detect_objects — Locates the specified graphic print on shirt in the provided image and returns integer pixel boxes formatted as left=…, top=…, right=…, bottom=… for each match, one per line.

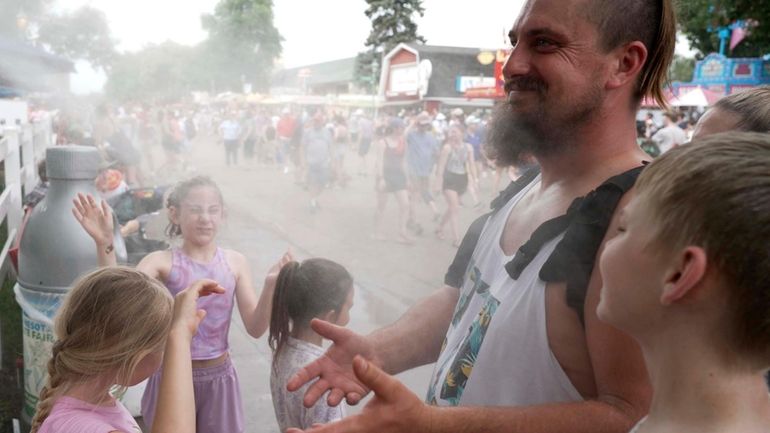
left=452, top=265, right=489, bottom=327
left=426, top=262, right=499, bottom=406
left=427, top=262, right=494, bottom=405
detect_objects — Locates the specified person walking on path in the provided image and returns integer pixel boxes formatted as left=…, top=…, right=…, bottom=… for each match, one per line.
left=435, top=124, right=477, bottom=247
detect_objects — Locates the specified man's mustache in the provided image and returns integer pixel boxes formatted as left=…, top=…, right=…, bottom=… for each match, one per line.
left=504, top=76, right=547, bottom=94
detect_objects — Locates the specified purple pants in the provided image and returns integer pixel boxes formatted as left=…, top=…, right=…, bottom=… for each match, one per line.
left=141, top=356, right=244, bottom=433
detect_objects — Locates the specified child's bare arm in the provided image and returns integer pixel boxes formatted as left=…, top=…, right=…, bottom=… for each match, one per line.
left=232, top=250, right=293, bottom=339
left=136, top=250, right=171, bottom=282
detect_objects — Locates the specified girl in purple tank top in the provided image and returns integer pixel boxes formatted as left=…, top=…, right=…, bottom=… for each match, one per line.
left=74, top=176, right=292, bottom=433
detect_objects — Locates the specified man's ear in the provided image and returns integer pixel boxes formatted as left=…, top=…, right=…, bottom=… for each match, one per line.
left=606, top=41, right=648, bottom=90
left=660, top=246, right=708, bottom=305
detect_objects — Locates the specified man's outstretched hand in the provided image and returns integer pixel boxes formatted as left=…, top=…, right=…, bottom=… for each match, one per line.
left=287, top=319, right=380, bottom=407
left=286, top=356, right=434, bottom=433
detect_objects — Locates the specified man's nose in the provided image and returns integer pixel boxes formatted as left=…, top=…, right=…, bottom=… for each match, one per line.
left=502, top=44, right=531, bottom=80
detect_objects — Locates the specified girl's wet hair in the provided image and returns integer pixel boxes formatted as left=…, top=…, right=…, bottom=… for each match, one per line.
left=165, top=175, right=224, bottom=238
left=268, top=258, right=353, bottom=368
left=30, top=267, right=173, bottom=433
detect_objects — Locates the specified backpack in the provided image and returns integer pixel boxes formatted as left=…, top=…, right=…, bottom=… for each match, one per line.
left=445, top=164, right=644, bottom=325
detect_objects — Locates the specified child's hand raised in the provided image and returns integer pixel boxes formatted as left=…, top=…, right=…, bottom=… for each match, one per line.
left=265, top=249, right=295, bottom=290
left=72, top=193, right=114, bottom=247
left=172, top=279, right=226, bottom=341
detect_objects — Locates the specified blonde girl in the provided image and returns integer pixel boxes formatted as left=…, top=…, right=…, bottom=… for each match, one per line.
left=30, top=267, right=224, bottom=433
left=73, top=176, right=287, bottom=433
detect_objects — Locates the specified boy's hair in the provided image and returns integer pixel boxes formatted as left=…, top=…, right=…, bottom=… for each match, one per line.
left=165, top=176, right=224, bottom=238
left=268, top=258, right=352, bottom=369
left=713, top=86, right=770, bottom=133
left=30, top=267, right=173, bottom=433
left=635, top=131, right=770, bottom=365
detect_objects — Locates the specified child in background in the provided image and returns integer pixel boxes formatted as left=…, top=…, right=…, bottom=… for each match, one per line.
left=30, top=267, right=224, bottom=433
left=269, top=258, right=355, bottom=431
left=597, top=132, right=770, bottom=433
left=73, top=176, right=287, bottom=433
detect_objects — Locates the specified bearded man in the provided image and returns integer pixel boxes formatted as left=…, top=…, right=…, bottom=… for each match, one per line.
left=286, top=0, right=676, bottom=432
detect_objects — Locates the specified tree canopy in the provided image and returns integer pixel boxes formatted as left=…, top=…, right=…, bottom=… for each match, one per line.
left=200, top=0, right=283, bottom=92
left=677, top=0, right=770, bottom=58
left=355, top=0, right=426, bottom=92
left=1, top=0, right=116, bottom=70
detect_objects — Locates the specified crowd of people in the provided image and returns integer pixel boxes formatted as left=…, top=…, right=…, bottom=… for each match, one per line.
left=25, top=0, right=770, bottom=432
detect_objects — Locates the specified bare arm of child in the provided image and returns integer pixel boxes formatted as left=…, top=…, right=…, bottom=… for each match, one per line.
left=152, top=279, right=226, bottom=433
left=230, top=249, right=293, bottom=339
left=73, top=193, right=170, bottom=281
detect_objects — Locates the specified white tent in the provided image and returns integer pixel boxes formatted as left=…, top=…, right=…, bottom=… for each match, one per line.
left=669, top=88, right=723, bottom=107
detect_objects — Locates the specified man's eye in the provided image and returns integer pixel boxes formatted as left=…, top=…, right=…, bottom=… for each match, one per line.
left=535, top=38, right=555, bottom=48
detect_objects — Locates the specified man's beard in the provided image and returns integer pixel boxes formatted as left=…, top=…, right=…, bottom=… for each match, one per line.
left=486, top=76, right=604, bottom=167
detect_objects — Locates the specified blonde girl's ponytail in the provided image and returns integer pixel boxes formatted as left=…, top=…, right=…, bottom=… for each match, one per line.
left=29, top=341, right=68, bottom=433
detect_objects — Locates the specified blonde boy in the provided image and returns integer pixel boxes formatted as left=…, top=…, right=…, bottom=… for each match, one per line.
left=598, top=131, right=770, bottom=433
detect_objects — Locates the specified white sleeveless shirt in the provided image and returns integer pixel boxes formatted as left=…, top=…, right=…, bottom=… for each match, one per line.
left=426, top=175, right=583, bottom=406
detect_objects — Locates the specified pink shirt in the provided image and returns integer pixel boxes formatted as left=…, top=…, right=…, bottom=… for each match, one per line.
left=38, top=396, right=141, bottom=433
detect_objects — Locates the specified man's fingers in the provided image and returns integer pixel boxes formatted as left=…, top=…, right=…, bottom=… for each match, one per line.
left=286, top=416, right=355, bottom=433
left=352, top=356, right=401, bottom=402
left=71, top=208, right=83, bottom=223
left=309, top=319, right=348, bottom=343
left=302, top=377, right=332, bottom=408
left=326, top=388, right=345, bottom=407
left=344, top=391, right=363, bottom=406
left=287, top=363, right=322, bottom=392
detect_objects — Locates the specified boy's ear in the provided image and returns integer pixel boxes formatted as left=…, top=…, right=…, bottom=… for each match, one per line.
left=321, top=310, right=337, bottom=324
left=660, top=246, right=708, bottom=305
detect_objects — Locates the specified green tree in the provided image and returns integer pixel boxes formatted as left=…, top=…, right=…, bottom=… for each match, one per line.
left=669, top=54, right=696, bottom=82
left=105, top=42, right=199, bottom=102
left=355, top=0, right=426, bottom=92
left=200, top=0, right=282, bottom=92
left=37, top=6, right=116, bottom=70
left=677, top=0, right=770, bottom=57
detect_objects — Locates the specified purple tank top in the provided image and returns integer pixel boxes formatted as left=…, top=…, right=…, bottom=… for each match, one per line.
left=165, top=248, right=237, bottom=360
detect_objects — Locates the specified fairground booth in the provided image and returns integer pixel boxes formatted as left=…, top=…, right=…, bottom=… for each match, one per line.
left=378, top=43, right=506, bottom=112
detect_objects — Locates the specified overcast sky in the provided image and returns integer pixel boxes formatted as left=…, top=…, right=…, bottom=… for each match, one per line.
left=57, top=0, right=693, bottom=94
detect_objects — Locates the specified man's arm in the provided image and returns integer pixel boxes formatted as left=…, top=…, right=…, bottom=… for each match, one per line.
left=369, top=285, right=458, bottom=375
left=290, top=193, right=651, bottom=433
left=288, top=285, right=459, bottom=407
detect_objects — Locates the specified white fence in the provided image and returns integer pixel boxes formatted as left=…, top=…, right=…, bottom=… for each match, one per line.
left=0, top=119, right=53, bottom=368
left=0, top=119, right=53, bottom=282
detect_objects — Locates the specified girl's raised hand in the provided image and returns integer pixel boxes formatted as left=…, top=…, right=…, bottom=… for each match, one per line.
left=265, top=249, right=295, bottom=290
left=71, top=193, right=114, bottom=247
left=172, top=279, right=226, bottom=341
